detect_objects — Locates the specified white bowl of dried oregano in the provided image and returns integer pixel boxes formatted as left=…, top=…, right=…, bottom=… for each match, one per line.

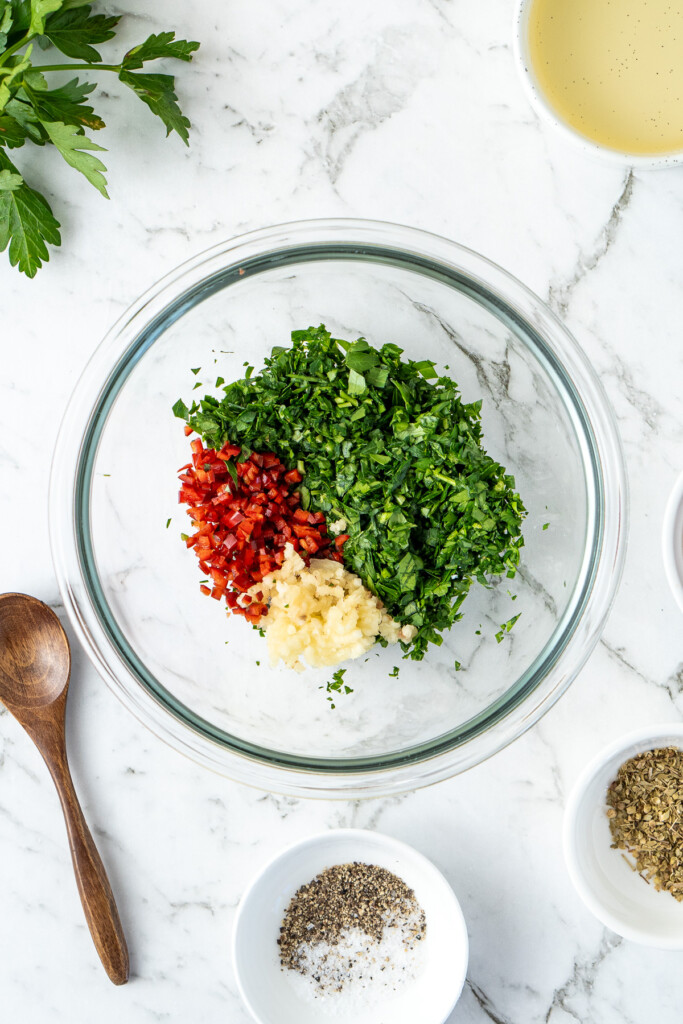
left=232, top=828, right=469, bottom=1024
left=564, top=724, right=683, bottom=948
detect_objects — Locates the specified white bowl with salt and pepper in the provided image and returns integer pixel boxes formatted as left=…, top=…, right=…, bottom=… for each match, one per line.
left=232, top=829, right=469, bottom=1024
left=564, top=724, right=683, bottom=949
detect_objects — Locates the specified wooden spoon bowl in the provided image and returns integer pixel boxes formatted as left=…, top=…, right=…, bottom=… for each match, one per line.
left=0, top=593, right=70, bottom=708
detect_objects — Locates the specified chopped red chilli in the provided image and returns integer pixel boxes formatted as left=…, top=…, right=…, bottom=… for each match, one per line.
left=177, top=434, right=346, bottom=621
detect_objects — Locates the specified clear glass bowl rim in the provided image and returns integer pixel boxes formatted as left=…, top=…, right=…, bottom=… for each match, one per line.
left=49, top=218, right=628, bottom=798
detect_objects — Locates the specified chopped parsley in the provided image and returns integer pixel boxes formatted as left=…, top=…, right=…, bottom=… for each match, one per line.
left=495, top=613, right=521, bottom=644
left=321, top=668, right=353, bottom=708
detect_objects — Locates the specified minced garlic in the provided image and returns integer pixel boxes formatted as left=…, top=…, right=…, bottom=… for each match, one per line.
left=327, top=518, right=348, bottom=536
left=249, top=543, right=416, bottom=671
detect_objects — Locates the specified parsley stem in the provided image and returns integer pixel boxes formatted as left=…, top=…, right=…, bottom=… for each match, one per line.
left=433, top=470, right=460, bottom=487
left=0, top=33, right=34, bottom=66
left=36, top=63, right=122, bottom=73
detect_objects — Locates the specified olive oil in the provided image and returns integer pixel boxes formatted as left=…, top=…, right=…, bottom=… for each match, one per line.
left=527, top=0, right=683, bottom=155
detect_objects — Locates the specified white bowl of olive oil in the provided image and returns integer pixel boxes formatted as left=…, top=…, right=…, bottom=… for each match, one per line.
left=514, top=0, right=683, bottom=168
left=564, top=724, right=683, bottom=949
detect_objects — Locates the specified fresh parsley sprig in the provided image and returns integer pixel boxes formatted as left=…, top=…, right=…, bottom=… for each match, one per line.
left=0, top=1, right=199, bottom=276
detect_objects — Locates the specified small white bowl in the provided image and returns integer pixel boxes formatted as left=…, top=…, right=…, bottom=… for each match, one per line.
left=232, top=829, right=469, bottom=1024
left=513, top=0, right=683, bottom=169
left=662, top=470, right=683, bottom=616
left=564, top=725, right=683, bottom=948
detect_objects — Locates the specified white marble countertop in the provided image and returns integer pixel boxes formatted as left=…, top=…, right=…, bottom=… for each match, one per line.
left=2, top=0, right=683, bottom=1021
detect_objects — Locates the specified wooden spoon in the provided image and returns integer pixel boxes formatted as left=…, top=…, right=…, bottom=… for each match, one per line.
left=0, top=593, right=129, bottom=985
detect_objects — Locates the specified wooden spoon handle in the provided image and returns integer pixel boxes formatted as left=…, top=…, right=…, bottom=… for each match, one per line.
left=48, top=757, right=129, bottom=985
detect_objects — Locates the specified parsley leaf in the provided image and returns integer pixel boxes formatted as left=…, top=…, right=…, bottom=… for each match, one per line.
left=0, top=148, right=60, bottom=275
left=42, top=5, right=119, bottom=63
left=347, top=367, right=366, bottom=395
left=495, top=613, right=521, bottom=643
left=0, top=50, right=32, bottom=112
left=414, top=359, right=438, bottom=379
left=4, top=96, right=44, bottom=143
left=122, top=31, right=200, bottom=71
left=41, top=119, right=108, bottom=195
left=322, top=668, right=353, bottom=705
left=118, top=70, right=191, bottom=144
left=23, top=77, right=104, bottom=130
left=0, top=166, right=22, bottom=189
left=344, top=338, right=379, bottom=373
left=28, top=0, right=63, bottom=37
left=0, top=5, right=12, bottom=51
left=0, top=111, right=28, bottom=147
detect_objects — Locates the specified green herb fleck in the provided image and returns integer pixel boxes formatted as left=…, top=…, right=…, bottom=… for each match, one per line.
left=495, top=613, right=521, bottom=643
left=323, top=668, right=353, bottom=703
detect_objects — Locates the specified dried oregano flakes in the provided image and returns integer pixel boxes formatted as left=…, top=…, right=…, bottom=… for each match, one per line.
left=606, top=746, right=683, bottom=901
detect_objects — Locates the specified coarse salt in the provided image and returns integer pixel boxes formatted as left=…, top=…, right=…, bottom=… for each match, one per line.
left=284, top=911, right=427, bottom=1016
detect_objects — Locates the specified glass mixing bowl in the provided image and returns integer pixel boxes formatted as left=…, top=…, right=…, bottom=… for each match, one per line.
left=50, top=220, right=627, bottom=797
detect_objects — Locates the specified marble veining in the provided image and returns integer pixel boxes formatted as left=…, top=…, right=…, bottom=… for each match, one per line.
left=2, top=0, right=683, bottom=1021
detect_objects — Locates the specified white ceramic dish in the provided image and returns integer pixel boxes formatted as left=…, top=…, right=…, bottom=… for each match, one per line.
left=564, top=724, right=683, bottom=949
left=513, top=0, right=683, bottom=169
left=232, top=829, right=469, bottom=1024
left=662, top=470, right=683, bottom=616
